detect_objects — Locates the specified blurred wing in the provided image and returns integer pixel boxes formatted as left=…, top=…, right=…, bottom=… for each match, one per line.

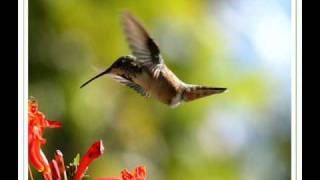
left=122, top=12, right=164, bottom=78
left=110, top=74, right=149, bottom=97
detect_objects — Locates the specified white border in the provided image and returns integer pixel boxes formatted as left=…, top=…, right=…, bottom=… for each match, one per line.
left=18, top=0, right=28, bottom=179
left=18, top=0, right=23, bottom=178
left=296, top=0, right=302, bottom=179
left=24, top=0, right=29, bottom=177
left=291, top=0, right=297, bottom=178
left=291, top=0, right=302, bottom=179
left=292, top=0, right=302, bottom=179
left=18, top=0, right=302, bottom=179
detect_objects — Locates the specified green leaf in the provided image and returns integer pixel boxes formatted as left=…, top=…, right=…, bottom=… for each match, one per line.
left=73, top=153, right=80, bottom=166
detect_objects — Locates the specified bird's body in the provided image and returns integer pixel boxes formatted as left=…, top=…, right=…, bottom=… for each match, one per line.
left=108, top=55, right=186, bottom=107
left=81, top=12, right=227, bottom=107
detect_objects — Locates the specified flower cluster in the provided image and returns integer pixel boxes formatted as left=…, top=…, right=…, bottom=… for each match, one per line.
left=28, top=99, right=62, bottom=179
left=28, top=98, right=147, bottom=180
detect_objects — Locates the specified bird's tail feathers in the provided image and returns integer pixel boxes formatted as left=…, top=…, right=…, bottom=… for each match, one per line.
left=182, top=85, right=227, bottom=102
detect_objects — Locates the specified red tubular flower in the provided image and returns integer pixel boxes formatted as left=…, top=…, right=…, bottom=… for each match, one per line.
left=50, top=160, right=61, bottom=180
left=95, top=166, right=147, bottom=180
left=28, top=127, right=47, bottom=172
left=73, top=140, right=105, bottom=180
left=55, top=150, right=67, bottom=179
left=28, top=99, right=62, bottom=180
left=49, top=150, right=68, bottom=180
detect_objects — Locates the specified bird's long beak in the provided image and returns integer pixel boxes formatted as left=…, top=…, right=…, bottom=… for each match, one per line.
left=80, top=67, right=112, bottom=88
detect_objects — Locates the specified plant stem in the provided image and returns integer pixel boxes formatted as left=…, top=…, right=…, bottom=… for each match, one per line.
left=28, top=165, right=34, bottom=180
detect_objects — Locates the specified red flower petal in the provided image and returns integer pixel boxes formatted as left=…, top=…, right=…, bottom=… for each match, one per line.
left=29, top=139, right=45, bottom=172
left=135, top=166, right=147, bottom=178
left=96, top=166, right=147, bottom=180
left=50, top=160, right=61, bottom=180
left=73, top=140, right=105, bottom=180
left=43, top=173, right=53, bottom=180
left=121, top=169, right=135, bottom=180
left=46, top=120, right=62, bottom=128
left=40, top=150, right=52, bottom=180
left=121, top=166, right=147, bottom=180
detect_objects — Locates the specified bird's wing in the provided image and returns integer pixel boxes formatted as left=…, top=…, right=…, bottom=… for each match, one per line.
left=122, top=12, right=164, bottom=78
left=110, top=74, right=149, bottom=97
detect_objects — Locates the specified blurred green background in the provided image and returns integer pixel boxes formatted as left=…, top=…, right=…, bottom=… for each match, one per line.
left=29, top=0, right=291, bottom=179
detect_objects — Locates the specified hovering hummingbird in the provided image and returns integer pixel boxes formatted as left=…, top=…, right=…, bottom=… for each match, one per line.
left=81, top=12, right=227, bottom=107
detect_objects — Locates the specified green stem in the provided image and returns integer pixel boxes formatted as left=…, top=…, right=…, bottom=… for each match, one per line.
left=28, top=165, right=34, bottom=180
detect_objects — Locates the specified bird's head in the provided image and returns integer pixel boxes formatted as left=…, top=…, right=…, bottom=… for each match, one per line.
left=80, top=55, right=135, bottom=88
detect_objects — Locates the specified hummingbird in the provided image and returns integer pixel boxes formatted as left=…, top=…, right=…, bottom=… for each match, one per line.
left=80, top=12, right=227, bottom=108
